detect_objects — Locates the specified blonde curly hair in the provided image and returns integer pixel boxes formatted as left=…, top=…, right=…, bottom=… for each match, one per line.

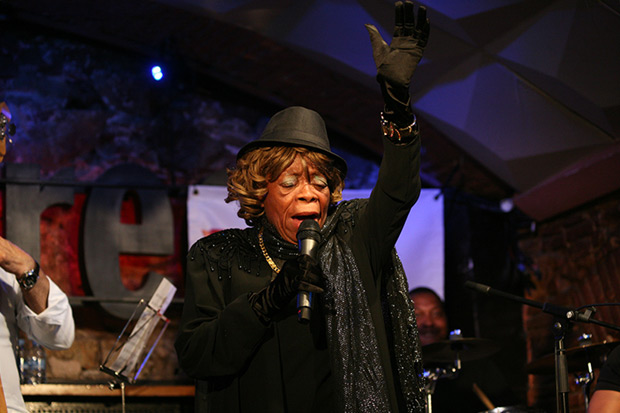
left=226, top=146, right=345, bottom=226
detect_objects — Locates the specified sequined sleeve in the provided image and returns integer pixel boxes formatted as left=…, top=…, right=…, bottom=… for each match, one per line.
left=174, top=229, right=270, bottom=379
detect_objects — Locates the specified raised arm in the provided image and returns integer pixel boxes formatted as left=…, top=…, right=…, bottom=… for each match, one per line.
left=361, top=1, right=429, bottom=264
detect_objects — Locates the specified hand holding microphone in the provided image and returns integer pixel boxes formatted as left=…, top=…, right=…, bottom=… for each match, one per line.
left=296, top=219, right=323, bottom=323
left=248, top=220, right=323, bottom=325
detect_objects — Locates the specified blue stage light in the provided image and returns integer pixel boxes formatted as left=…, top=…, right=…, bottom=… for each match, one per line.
left=151, top=65, right=164, bottom=81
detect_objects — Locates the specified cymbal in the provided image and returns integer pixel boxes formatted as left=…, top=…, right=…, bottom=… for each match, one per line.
left=526, top=341, right=620, bottom=375
left=422, top=338, right=501, bottom=364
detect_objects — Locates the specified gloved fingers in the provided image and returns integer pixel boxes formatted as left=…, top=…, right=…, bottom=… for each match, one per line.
left=365, top=24, right=389, bottom=66
left=276, top=260, right=301, bottom=297
left=297, top=255, right=326, bottom=292
left=298, top=265, right=324, bottom=286
left=298, top=281, right=324, bottom=294
left=297, top=253, right=318, bottom=269
left=402, top=1, right=415, bottom=37
left=415, top=6, right=430, bottom=47
left=393, top=1, right=405, bottom=37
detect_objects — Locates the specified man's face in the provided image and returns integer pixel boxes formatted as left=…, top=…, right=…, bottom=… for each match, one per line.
left=263, top=155, right=331, bottom=244
left=412, top=291, right=448, bottom=347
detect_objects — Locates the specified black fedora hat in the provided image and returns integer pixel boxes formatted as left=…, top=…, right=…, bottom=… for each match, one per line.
left=237, top=106, right=347, bottom=176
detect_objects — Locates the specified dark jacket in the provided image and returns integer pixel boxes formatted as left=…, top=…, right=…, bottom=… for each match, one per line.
left=175, top=135, right=422, bottom=412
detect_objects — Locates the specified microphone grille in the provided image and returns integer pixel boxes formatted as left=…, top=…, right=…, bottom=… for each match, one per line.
left=297, top=219, right=321, bottom=243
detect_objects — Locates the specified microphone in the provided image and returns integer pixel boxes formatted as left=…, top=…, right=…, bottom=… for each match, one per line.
left=296, top=219, right=321, bottom=324
left=464, top=280, right=491, bottom=295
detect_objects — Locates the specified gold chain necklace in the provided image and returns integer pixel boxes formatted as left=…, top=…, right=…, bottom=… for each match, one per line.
left=258, top=227, right=281, bottom=274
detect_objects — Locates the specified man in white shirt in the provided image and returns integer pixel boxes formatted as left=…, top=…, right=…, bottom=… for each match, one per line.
left=0, top=235, right=74, bottom=412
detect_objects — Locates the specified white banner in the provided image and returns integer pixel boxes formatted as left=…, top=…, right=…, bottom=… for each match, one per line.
left=187, top=186, right=444, bottom=298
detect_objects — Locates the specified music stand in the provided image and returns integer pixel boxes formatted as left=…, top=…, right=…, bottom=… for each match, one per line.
left=100, top=278, right=176, bottom=412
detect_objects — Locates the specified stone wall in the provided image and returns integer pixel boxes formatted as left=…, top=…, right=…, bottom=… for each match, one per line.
left=1, top=23, right=381, bottom=385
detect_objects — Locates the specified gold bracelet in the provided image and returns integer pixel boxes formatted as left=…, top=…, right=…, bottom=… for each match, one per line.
left=380, top=112, right=417, bottom=142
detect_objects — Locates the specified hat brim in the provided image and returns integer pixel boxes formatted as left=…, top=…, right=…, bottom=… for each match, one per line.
left=237, top=137, right=348, bottom=177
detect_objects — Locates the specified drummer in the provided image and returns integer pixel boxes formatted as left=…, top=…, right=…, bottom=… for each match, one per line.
left=410, top=287, right=520, bottom=412
left=411, top=287, right=449, bottom=347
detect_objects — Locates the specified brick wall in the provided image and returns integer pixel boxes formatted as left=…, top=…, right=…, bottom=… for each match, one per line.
left=519, top=190, right=620, bottom=413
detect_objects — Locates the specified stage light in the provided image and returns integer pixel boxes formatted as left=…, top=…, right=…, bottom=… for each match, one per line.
left=500, top=198, right=514, bottom=213
left=151, top=65, right=164, bottom=81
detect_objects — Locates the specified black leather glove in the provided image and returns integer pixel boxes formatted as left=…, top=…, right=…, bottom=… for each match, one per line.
left=249, top=255, right=324, bottom=325
left=366, top=1, right=430, bottom=127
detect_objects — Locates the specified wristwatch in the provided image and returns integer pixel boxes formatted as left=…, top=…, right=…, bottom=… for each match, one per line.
left=18, top=261, right=40, bottom=290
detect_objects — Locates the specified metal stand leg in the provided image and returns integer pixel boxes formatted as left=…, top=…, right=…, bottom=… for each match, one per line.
left=553, top=319, right=570, bottom=413
left=121, top=381, right=126, bottom=413
left=423, top=363, right=460, bottom=413
left=425, top=389, right=433, bottom=413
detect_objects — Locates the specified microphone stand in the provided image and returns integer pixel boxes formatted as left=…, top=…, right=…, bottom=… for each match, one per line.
left=465, top=281, right=620, bottom=413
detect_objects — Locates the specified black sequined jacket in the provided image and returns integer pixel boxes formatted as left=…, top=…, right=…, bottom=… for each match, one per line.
left=175, top=134, right=423, bottom=413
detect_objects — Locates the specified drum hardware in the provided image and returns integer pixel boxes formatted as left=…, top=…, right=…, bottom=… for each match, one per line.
left=573, top=370, right=594, bottom=411
left=526, top=334, right=620, bottom=412
left=422, top=331, right=501, bottom=365
left=466, top=280, right=620, bottom=413
left=572, top=333, right=596, bottom=412
left=525, top=336, right=619, bottom=375
left=422, top=330, right=501, bottom=413
left=422, top=361, right=460, bottom=413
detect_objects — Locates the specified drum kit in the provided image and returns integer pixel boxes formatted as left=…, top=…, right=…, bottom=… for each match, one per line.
left=422, top=330, right=502, bottom=413
left=422, top=278, right=620, bottom=413
left=422, top=331, right=619, bottom=413
left=461, top=280, right=620, bottom=413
